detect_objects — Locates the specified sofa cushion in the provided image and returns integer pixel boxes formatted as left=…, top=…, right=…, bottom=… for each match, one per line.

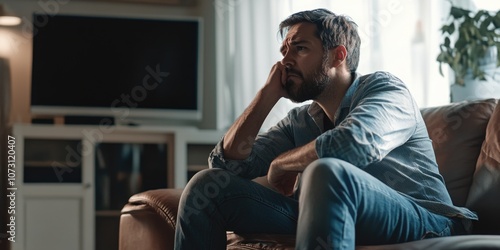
left=356, top=235, right=500, bottom=250
left=466, top=100, right=500, bottom=234
left=420, top=99, right=497, bottom=206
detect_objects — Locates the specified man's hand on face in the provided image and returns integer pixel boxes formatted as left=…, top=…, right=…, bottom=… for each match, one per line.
left=267, top=161, right=299, bottom=197
left=264, top=62, right=290, bottom=100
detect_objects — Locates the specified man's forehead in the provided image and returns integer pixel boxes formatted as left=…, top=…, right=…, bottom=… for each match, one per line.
left=283, top=22, right=317, bottom=43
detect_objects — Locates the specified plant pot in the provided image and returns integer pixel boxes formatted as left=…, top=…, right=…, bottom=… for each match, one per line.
left=450, top=79, right=500, bottom=102
left=450, top=47, right=500, bottom=102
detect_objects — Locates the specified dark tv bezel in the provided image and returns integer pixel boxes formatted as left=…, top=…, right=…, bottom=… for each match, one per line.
left=30, top=13, right=204, bottom=122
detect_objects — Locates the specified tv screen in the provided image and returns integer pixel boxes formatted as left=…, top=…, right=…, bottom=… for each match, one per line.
left=31, top=13, right=202, bottom=122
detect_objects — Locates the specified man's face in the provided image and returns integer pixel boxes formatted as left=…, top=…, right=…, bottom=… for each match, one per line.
left=280, top=22, right=331, bottom=103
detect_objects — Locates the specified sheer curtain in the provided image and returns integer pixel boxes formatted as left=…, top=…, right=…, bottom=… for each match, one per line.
left=215, top=0, right=451, bottom=131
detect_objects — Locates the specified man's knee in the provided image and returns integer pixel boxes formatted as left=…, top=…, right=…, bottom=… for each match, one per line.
left=184, top=168, right=233, bottom=199
left=189, top=168, right=232, bottom=187
left=178, top=169, right=236, bottom=224
left=302, top=158, right=353, bottom=182
left=299, top=158, right=361, bottom=198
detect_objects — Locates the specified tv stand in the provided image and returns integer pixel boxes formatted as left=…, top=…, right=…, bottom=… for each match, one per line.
left=12, top=123, right=224, bottom=250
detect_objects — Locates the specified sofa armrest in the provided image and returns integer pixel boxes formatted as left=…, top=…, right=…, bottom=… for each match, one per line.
left=119, top=189, right=183, bottom=250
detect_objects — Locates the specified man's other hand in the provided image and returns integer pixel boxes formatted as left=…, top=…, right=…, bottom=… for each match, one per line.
left=267, top=162, right=299, bottom=196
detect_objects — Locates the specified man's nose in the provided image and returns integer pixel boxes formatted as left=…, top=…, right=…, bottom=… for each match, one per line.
left=281, top=50, right=294, bottom=68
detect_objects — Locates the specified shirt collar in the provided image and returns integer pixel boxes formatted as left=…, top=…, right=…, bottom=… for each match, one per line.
left=307, top=72, right=361, bottom=130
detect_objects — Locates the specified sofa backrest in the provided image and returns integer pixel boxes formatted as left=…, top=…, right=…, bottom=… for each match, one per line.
left=420, top=99, right=497, bottom=207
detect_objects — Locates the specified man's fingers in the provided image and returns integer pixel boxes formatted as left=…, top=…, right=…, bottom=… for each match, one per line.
left=281, top=65, right=287, bottom=86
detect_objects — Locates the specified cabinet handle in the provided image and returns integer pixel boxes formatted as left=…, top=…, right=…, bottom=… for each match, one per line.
left=84, top=183, right=91, bottom=189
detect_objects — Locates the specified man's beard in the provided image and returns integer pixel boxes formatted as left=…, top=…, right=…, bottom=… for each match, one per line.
left=285, top=58, right=330, bottom=103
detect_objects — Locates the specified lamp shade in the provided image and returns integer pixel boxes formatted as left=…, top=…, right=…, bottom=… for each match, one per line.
left=0, top=4, right=21, bottom=26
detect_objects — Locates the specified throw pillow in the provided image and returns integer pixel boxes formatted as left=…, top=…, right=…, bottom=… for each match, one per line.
left=466, top=99, right=500, bottom=234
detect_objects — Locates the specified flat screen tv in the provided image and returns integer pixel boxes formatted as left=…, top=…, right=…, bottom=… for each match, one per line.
left=31, top=13, right=203, bottom=122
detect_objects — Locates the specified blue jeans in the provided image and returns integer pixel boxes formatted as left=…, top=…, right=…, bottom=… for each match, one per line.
left=174, top=158, right=464, bottom=250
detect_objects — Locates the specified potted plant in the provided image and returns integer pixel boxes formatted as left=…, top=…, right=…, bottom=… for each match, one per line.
left=436, top=4, right=500, bottom=102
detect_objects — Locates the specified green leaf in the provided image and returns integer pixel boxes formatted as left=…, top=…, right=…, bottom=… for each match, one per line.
left=448, top=23, right=455, bottom=34
left=451, top=6, right=468, bottom=19
left=441, top=23, right=455, bottom=34
left=436, top=52, right=445, bottom=62
left=444, top=37, right=450, bottom=47
left=495, top=11, right=500, bottom=27
left=474, top=10, right=487, bottom=22
left=479, top=17, right=492, bottom=33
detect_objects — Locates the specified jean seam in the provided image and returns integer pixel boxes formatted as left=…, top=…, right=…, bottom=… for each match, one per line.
left=420, top=217, right=451, bottom=239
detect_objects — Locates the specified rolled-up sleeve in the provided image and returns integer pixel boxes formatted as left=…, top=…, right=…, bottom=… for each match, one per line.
left=316, top=72, right=418, bottom=168
left=208, top=110, right=298, bottom=179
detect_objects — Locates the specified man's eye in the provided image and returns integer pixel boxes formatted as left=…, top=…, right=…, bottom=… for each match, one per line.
left=297, top=46, right=305, bottom=51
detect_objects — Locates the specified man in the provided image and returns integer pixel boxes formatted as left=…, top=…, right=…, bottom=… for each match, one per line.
left=175, top=8, right=477, bottom=249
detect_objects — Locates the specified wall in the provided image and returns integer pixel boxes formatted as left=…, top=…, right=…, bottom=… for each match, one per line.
left=0, top=0, right=217, bottom=129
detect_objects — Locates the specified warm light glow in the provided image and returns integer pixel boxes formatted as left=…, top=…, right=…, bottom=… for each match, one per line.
left=0, top=32, right=11, bottom=57
left=0, top=16, right=21, bottom=26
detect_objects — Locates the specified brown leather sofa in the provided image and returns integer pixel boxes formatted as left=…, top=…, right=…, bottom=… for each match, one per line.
left=119, top=99, right=500, bottom=250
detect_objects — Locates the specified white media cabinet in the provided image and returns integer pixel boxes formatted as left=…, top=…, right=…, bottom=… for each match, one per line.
left=11, top=123, right=224, bottom=250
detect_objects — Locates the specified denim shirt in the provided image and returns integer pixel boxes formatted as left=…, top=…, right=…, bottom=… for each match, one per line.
left=209, top=71, right=478, bottom=222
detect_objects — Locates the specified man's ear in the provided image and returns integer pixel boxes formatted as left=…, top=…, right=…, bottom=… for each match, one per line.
left=330, top=45, right=347, bottom=67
